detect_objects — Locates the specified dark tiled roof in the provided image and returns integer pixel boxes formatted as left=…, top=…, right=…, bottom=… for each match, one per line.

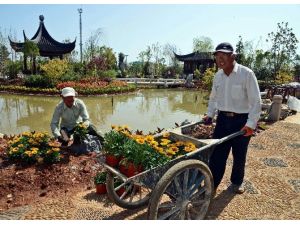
left=9, top=15, right=76, bottom=57
left=174, top=52, right=214, bottom=61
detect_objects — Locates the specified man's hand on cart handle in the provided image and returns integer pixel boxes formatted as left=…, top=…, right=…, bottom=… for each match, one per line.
left=241, top=126, right=254, bottom=136
left=202, top=116, right=213, bottom=125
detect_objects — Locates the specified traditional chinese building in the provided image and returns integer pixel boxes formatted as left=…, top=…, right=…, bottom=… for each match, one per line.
left=174, top=52, right=215, bottom=75
left=9, top=15, right=76, bottom=73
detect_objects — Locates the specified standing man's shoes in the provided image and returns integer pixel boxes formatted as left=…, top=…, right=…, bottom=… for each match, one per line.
left=229, top=183, right=245, bottom=194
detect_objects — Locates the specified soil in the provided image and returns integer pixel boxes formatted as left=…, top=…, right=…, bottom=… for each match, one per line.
left=0, top=138, right=103, bottom=212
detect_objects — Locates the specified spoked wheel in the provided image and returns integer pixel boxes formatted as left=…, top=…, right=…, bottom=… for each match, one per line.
left=148, top=160, right=214, bottom=220
left=106, top=171, right=151, bottom=209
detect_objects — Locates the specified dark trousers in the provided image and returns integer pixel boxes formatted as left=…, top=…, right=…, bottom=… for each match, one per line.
left=209, top=112, right=251, bottom=189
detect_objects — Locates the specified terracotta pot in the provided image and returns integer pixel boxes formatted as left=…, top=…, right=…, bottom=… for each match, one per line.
left=116, top=187, right=126, bottom=196
left=95, top=183, right=107, bottom=194
left=119, top=164, right=127, bottom=175
left=105, top=154, right=120, bottom=167
left=120, top=162, right=143, bottom=178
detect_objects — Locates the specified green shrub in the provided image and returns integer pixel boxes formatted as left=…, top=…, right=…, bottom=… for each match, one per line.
left=202, top=67, right=217, bottom=91
left=40, top=59, right=71, bottom=82
left=25, top=74, right=54, bottom=88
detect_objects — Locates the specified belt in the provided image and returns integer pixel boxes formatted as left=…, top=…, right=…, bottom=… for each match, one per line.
left=218, top=111, right=248, bottom=117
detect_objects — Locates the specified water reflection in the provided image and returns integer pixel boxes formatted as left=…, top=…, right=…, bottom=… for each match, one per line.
left=0, top=89, right=208, bottom=135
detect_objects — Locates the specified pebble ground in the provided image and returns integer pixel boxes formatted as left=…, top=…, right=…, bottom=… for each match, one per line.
left=0, top=114, right=299, bottom=220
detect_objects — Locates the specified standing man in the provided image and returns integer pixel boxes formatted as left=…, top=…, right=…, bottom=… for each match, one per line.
left=50, top=87, right=104, bottom=146
left=203, top=42, right=261, bottom=194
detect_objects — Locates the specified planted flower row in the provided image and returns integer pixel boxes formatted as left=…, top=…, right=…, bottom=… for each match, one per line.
left=6, top=131, right=61, bottom=164
left=0, top=79, right=136, bottom=96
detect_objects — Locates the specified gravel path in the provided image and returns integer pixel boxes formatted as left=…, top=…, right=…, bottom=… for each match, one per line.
left=1, top=115, right=299, bottom=220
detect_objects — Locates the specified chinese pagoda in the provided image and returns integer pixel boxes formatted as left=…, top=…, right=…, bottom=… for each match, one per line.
left=174, top=52, right=215, bottom=74
left=9, top=15, right=76, bottom=73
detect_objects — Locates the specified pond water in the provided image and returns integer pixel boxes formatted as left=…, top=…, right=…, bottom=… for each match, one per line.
left=0, top=89, right=209, bottom=136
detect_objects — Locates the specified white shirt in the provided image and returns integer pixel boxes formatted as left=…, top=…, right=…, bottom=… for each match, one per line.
left=207, top=63, right=261, bottom=129
left=50, top=98, right=90, bottom=138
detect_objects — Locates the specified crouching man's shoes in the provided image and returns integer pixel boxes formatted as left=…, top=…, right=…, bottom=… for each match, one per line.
left=229, top=183, right=245, bottom=194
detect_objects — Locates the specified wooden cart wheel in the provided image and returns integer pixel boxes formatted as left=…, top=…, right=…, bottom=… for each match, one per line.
left=147, top=159, right=214, bottom=220
left=106, top=171, right=151, bottom=209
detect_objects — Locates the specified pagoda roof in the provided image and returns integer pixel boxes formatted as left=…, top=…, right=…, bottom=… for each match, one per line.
left=9, top=15, right=76, bottom=57
left=174, top=52, right=214, bottom=61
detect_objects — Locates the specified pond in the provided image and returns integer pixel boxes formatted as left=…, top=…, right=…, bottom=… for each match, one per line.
left=0, top=89, right=209, bottom=136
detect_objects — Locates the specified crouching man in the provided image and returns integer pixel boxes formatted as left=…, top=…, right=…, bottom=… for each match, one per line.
left=50, top=87, right=104, bottom=150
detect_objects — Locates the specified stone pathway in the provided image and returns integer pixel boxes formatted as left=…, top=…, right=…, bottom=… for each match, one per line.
left=1, top=116, right=299, bottom=220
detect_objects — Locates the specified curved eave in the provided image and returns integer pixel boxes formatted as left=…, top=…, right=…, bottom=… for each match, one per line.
left=30, top=21, right=76, bottom=54
left=37, top=39, right=76, bottom=56
left=174, top=51, right=214, bottom=61
left=8, top=36, right=24, bottom=52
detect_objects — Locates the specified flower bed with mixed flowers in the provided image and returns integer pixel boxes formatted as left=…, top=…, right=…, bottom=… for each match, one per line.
left=103, top=125, right=198, bottom=173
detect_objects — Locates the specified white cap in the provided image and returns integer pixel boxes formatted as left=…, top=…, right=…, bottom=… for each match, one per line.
left=61, top=87, right=76, bottom=97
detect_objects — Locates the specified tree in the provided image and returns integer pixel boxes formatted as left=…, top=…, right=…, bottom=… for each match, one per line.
left=0, top=44, right=9, bottom=77
left=98, top=46, right=117, bottom=70
left=138, top=46, right=151, bottom=76
left=266, top=22, right=299, bottom=80
left=151, top=42, right=164, bottom=76
left=193, top=36, right=214, bottom=52
left=23, top=41, right=40, bottom=74
left=128, top=61, right=143, bottom=77
left=0, top=28, right=10, bottom=77
left=83, top=28, right=103, bottom=62
left=235, top=36, right=246, bottom=65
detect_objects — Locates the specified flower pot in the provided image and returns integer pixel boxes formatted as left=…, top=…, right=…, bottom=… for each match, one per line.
left=119, top=162, right=143, bottom=178
left=105, top=154, right=120, bottom=167
left=116, top=187, right=126, bottom=196
left=119, top=164, right=127, bottom=175
left=95, top=183, right=107, bottom=194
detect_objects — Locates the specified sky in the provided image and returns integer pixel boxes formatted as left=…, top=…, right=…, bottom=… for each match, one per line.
left=0, top=2, right=300, bottom=63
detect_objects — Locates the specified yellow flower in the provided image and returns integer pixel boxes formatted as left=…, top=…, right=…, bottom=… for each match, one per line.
left=162, top=132, right=170, bottom=138
left=136, top=138, right=145, bottom=145
left=166, top=149, right=176, bottom=155
left=111, top=125, right=116, bottom=130
left=121, top=130, right=131, bottom=137
left=31, top=147, right=39, bottom=154
left=155, top=147, right=164, bottom=154
left=169, top=146, right=179, bottom=152
left=150, top=140, right=158, bottom=147
left=175, top=141, right=185, bottom=147
left=52, top=147, right=60, bottom=152
left=18, top=144, right=24, bottom=148
left=160, top=139, right=171, bottom=146
left=145, top=135, right=154, bottom=142
left=22, top=131, right=31, bottom=137
left=24, top=151, right=32, bottom=157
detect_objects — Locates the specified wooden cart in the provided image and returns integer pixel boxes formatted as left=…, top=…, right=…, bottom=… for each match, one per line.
left=98, top=122, right=244, bottom=219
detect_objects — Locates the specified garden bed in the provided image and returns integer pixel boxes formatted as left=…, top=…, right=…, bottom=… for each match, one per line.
left=0, top=137, right=103, bottom=211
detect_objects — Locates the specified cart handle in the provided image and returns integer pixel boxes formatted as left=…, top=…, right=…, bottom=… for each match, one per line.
left=215, top=130, right=246, bottom=145
left=184, top=130, right=246, bottom=158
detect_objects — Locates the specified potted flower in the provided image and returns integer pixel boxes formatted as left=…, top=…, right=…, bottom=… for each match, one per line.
left=103, top=128, right=128, bottom=167
left=94, top=171, right=107, bottom=194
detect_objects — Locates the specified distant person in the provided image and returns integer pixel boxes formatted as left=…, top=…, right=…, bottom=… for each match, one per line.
left=203, top=42, right=261, bottom=194
left=50, top=87, right=104, bottom=146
